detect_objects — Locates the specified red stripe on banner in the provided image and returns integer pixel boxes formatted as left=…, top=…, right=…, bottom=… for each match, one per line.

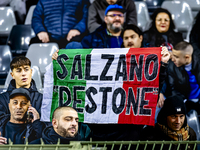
left=118, top=47, right=161, bottom=126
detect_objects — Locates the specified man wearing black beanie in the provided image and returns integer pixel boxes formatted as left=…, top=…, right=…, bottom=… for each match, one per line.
left=140, top=95, right=197, bottom=150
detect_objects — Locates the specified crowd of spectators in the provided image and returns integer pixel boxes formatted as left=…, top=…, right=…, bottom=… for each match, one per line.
left=1, top=0, right=200, bottom=147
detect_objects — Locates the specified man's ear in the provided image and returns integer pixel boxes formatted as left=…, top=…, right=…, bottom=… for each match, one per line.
left=10, top=71, right=14, bottom=79
left=139, top=35, right=143, bottom=42
left=104, top=16, right=107, bottom=24
left=52, top=118, right=58, bottom=129
left=185, top=54, right=190, bottom=62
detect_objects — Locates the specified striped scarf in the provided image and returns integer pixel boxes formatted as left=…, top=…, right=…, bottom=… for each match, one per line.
left=157, top=123, right=190, bottom=141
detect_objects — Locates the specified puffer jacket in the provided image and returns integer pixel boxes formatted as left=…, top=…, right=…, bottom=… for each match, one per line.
left=32, top=0, right=90, bottom=40
left=0, top=79, right=43, bottom=119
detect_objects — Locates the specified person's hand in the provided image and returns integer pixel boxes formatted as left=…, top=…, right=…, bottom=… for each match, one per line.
left=52, top=49, right=59, bottom=61
left=161, top=46, right=170, bottom=63
left=0, top=132, right=7, bottom=145
left=28, top=106, right=40, bottom=123
left=157, top=93, right=165, bottom=108
left=37, top=32, right=49, bottom=43
left=67, top=29, right=80, bottom=41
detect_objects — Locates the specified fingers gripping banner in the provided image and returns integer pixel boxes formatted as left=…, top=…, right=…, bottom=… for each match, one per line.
left=42, top=48, right=161, bottom=126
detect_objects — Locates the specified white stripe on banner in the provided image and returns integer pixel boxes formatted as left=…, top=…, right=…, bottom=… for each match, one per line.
left=84, top=48, right=129, bottom=123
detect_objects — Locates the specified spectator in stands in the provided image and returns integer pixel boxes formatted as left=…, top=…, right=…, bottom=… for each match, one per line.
left=142, top=8, right=183, bottom=51
left=160, top=41, right=200, bottom=115
left=30, top=106, right=80, bottom=144
left=0, top=88, right=45, bottom=144
left=30, top=0, right=90, bottom=49
left=0, top=56, right=43, bottom=121
left=88, top=0, right=137, bottom=33
left=140, top=95, right=196, bottom=150
left=80, top=4, right=125, bottom=48
left=190, top=11, right=200, bottom=53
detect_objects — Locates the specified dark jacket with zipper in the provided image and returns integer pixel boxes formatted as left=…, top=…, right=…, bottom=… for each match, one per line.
left=0, top=79, right=43, bottom=120
left=167, top=51, right=200, bottom=99
left=30, top=126, right=81, bottom=144
left=81, top=24, right=123, bottom=48
left=0, top=115, right=45, bottom=144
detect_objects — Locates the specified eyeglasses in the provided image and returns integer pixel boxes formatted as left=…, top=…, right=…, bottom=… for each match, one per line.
left=106, top=14, right=124, bottom=18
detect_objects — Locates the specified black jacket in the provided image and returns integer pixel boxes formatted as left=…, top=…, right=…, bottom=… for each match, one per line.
left=0, top=79, right=43, bottom=119
left=30, top=126, right=81, bottom=144
left=0, top=115, right=45, bottom=144
left=81, top=24, right=123, bottom=48
left=167, top=52, right=200, bottom=99
left=142, top=29, right=183, bottom=48
left=140, top=124, right=197, bottom=150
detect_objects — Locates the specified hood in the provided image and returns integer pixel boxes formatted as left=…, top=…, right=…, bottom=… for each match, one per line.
left=42, top=126, right=81, bottom=144
left=7, top=79, right=39, bottom=93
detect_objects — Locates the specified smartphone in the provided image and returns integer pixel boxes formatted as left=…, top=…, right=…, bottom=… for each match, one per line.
left=27, top=111, right=33, bottom=123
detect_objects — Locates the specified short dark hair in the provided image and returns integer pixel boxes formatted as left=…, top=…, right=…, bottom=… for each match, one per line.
left=150, top=8, right=175, bottom=32
left=52, top=106, right=77, bottom=120
left=10, top=56, right=31, bottom=71
left=174, top=41, right=191, bottom=51
left=123, top=24, right=143, bottom=37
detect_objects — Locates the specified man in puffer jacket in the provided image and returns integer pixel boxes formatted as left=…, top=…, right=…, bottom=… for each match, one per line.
left=0, top=56, right=43, bottom=121
left=30, top=0, right=90, bottom=49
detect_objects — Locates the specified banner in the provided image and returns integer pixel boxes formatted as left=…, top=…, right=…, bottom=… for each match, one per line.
left=43, top=48, right=161, bottom=126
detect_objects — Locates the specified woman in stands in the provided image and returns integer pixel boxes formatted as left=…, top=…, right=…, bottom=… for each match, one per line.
left=142, top=8, right=183, bottom=51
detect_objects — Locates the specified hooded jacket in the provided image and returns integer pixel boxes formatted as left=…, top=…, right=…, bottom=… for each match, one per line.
left=30, top=126, right=81, bottom=144
left=0, top=79, right=43, bottom=120
left=0, top=115, right=45, bottom=144
left=88, top=0, right=137, bottom=33
left=32, top=0, right=90, bottom=40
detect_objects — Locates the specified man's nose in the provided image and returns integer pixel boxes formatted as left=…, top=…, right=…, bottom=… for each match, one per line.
left=71, top=119, right=77, bottom=126
left=16, top=103, right=22, bottom=108
left=176, top=117, right=181, bottom=123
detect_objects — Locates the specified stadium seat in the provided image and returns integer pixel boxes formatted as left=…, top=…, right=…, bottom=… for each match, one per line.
left=134, top=0, right=165, bottom=15
left=179, top=0, right=200, bottom=18
left=161, top=1, right=194, bottom=38
left=0, top=7, right=16, bottom=44
left=25, top=43, right=59, bottom=79
left=187, top=110, right=200, bottom=141
left=7, top=25, right=35, bottom=56
left=135, top=1, right=150, bottom=31
left=25, top=5, right=36, bottom=25
left=0, top=45, right=12, bottom=85
left=4, top=66, right=43, bottom=92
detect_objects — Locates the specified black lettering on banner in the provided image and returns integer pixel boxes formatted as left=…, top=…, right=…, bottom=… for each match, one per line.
left=99, top=87, right=112, bottom=114
left=59, top=86, right=71, bottom=106
left=85, top=87, right=97, bottom=113
left=56, top=54, right=69, bottom=80
left=71, top=55, right=83, bottom=80
left=126, top=87, right=140, bottom=115
left=112, top=88, right=126, bottom=114
left=144, top=54, right=158, bottom=81
left=129, top=55, right=144, bottom=81
left=139, top=87, right=153, bottom=115
left=115, top=54, right=127, bottom=81
left=73, top=86, right=85, bottom=113
left=85, top=54, right=98, bottom=80
left=100, top=54, right=114, bottom=81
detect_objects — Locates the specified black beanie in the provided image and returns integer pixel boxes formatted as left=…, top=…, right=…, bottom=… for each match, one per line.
left=157, top=95, right=187, bottom=125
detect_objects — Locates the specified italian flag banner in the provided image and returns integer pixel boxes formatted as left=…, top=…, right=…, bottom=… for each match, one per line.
left=41, top=47, right=161, bottom=126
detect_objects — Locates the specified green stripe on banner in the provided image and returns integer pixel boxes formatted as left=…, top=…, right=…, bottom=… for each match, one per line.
left=51, top=49, right=93, bottom=121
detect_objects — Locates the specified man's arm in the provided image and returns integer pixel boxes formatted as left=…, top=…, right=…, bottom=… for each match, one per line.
left=32, top=0, right=47, bottom=36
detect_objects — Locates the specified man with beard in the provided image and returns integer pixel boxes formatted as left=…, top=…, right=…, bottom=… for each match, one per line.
left=0, top=88, right=45, bottom=144
left=30, top=106, right=81, bottom=144
left=80, top=4, right=125, bottom=48
left=88, top=0, right=137, bottom=33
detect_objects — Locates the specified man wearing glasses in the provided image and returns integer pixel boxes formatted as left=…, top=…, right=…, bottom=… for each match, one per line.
left=81, top=4, right=126, bottom=48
